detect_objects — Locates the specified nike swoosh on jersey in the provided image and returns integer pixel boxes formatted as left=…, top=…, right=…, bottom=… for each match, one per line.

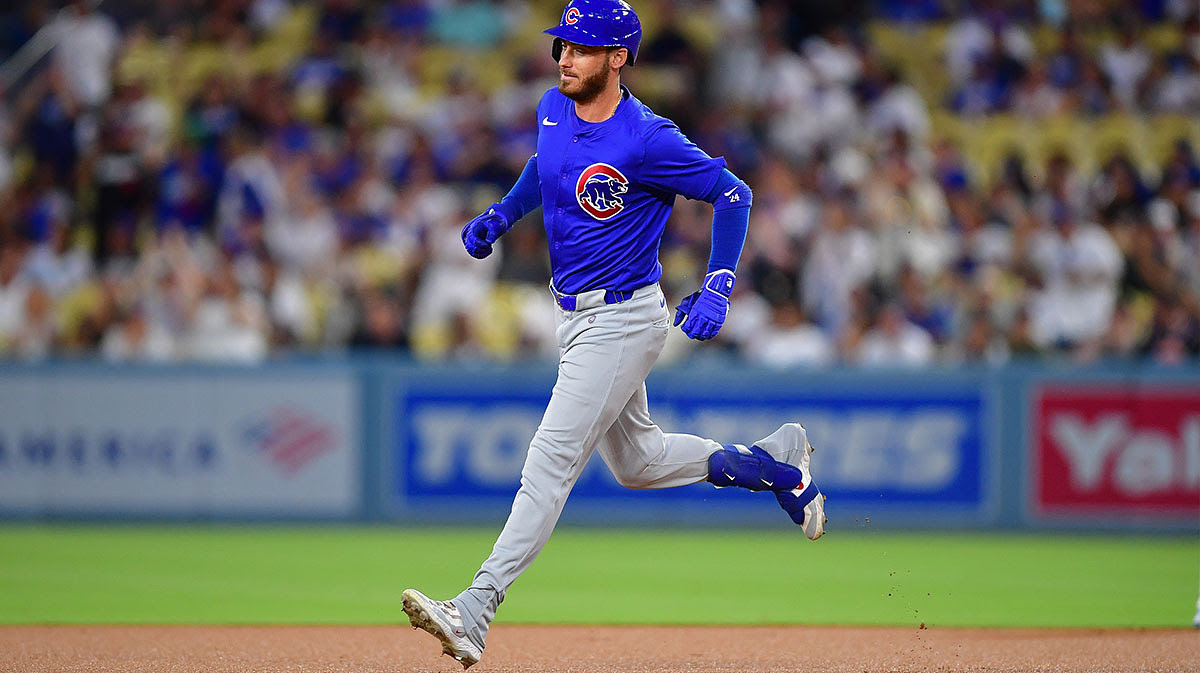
left=542, top=117, right=558, bottom=126
left=723, top=186, right=737, bottom=197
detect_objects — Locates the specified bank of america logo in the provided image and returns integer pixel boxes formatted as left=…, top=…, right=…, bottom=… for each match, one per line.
left=241, top=408, right=335, bottom=476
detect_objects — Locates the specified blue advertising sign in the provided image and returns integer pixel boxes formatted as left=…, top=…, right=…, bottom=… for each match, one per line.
left=388, top=370, right=989, bottom=524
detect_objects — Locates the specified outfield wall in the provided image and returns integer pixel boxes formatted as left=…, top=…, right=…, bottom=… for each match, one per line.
left=0, top=360, right=1196, bottom=531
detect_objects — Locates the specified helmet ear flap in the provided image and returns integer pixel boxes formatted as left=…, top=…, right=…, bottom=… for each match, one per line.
left=552, top=37, right=563, bottom=61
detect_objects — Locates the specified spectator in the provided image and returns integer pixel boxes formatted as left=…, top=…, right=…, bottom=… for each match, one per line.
left=266, top=172, right=340, bottom=276
left=867, top=66, right=930, bottom=140
left=1046, top=23, right=1085, bottom=90
left=12, top=284, right=55, bottom=360
left=1150, top=52, right=1200, bottom=113
left=23, top=67, right=80, bottom=184
left=183, top=75, right=240, bottom=151
left=951, top=310, right=1010, bottom=365
left=897, top=265, right=953, bottom=343
left=1013, top=63, right=1067, bottom=118
left=24, top=218, right=91, bottom=299
left=855, top=303, right=936, bottom=366
left=261, top=257, right=318, bottom=349
left=1144, top=296, right=1200, bottom=363
left=1099, top=23, right=1153, bottom=109
left=360, top=26, right=421, bottom=119
left=744, top=300, right=836, bottom=368
left=863, top=153, right=953, bottom=283
left=119, top=78, right=171, bottom=167
left=49, top=0, right=120, bottom=108
left=156, top=139, right=223, bottom=236
left=100, top=305, right=175, bottom=362
left=802, top=198, right=877, bottom=338
left=757, top=28, right=818, bottom=116
left=1026, top=203, right=1123, bottom=350
left=350, top=286, right=409, bottom=350
left=216, top=125, right=285, bottom=251
left=184, top=259, right=269, bottom=362
left=90, top=101, right=152, bottom=264
left=1093, top=153, right=1152, bottom=225
left=803, top=26, right=862, bottom=88
left=1068, top=59, right=1116, bottom=115
left=949, top=58, right=1008, bottom=115
left=0, top=246, right=31, bottom=353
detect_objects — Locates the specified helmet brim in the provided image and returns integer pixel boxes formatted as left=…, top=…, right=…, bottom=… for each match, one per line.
left=544, top=26, right=635, bottom=63
left=543, top=25, right=611, bottom=48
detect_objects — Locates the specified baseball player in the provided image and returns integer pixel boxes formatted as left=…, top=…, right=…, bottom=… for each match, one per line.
left=402, top=0, right=825, bottom=667
left=1194, top=573, right=1199, bottom=628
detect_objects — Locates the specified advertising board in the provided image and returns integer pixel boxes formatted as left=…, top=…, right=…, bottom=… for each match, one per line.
left=1034, top=386, right=1200, bottom=519
left=0, top=372, right=360, bottom=516
left=389, top=373, right=990, bottom=523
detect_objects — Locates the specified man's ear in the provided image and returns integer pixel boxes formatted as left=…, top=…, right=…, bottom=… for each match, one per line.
left=609, top=47, right=628, bottom=70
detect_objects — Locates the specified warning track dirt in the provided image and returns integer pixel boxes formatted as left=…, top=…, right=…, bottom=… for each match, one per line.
left=2, top=624, right=1195, bottom=672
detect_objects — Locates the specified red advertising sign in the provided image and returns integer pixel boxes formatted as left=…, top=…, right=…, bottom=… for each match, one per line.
left=1035, top=386, right=1200, bottom=517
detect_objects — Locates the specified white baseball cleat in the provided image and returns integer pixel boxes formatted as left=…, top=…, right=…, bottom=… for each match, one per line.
left=765, top=423, right=826, bottom=540
left=402, top=588, right=483, bottom=669
left=790, top=431, right=826, bottom=541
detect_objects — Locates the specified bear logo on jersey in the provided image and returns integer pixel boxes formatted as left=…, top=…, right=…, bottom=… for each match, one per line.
left=576, top=163, right=629, bottom=220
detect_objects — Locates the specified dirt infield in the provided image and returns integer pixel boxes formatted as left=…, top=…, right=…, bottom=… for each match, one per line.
left=2, top=625, right=1196, bottom=672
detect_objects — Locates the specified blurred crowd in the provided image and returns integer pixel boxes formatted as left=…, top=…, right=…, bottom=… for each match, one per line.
left=942, top=5, right=1200, bottom=116
left=0, top=0, right=1197, bottom=367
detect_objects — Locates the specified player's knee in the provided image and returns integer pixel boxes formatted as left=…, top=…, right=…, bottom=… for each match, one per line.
left=611, top=464, right=654, bottom=489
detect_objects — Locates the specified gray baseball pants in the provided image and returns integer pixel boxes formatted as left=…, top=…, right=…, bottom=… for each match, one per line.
left=452, top=283, right=717, bottom=645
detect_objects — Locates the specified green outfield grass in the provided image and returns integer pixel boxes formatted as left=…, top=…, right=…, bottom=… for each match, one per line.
left=0, top=525, right=1196, bottom=628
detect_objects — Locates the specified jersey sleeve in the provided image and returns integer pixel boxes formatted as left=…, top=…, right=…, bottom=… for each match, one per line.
left=640, top=123, right=727, bottom=201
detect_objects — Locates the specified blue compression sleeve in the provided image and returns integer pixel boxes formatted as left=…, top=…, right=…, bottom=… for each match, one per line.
left=702, top=168, right=752, bottom=273
left=494, top=155, right=542, bottom=224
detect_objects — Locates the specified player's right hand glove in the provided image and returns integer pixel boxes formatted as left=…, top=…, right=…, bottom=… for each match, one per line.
left=461, top=203, right=513, bottom=259
left=673, top=269, right=735, bottom=341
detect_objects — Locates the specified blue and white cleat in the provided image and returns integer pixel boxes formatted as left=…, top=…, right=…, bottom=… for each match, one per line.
left=776, top=442, right=825, bottom=540
left=402, top=588, right=483, bottom=669
left=707, top=423, right=827, bottom=539
left=758, top=423, right=826, bottom=540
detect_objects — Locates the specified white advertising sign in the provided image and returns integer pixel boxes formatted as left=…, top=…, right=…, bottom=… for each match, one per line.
left=0, top=372, right=359, bottom=515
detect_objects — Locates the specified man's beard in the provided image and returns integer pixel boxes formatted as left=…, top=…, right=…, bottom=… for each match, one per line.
left=559, top=67, right=610, bottom=103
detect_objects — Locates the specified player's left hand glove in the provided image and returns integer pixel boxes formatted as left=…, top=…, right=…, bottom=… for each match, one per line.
left=461, top=203, right=513, bottom=259
left=673, top=269, right=735, bottom=341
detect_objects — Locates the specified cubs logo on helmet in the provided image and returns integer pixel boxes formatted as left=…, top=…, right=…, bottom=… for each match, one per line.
left=545, top=0, right=642, bottom=63
left=576, top=163, right=629, bottom=220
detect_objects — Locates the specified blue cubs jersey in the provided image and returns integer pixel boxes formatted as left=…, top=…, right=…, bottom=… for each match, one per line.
left=535, top=85, right=726, bottom=294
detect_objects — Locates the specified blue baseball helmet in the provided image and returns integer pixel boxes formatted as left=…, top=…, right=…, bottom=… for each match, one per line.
left=544, top=0, right=642, bottom=64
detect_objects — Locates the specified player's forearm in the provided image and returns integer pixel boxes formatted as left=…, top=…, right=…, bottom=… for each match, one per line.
left=494, top=155, right=543, bottom=224
left=703, top=168, right=752, bottom=273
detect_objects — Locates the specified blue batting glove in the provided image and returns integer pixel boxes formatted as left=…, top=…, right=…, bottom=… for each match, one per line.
left=461, top=203, right=513, bottom=259
left=672, top=291, right=699, bottom=327
left=677, top=269, right=735, bottom=341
